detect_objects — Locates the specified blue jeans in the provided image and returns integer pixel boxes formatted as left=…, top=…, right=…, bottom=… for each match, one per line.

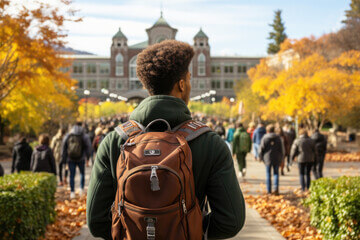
left=253, top=143, right=260, bottom=159
left=266, top=163, right=279, bottom=193
left=68, top=161, right=85, bottom=192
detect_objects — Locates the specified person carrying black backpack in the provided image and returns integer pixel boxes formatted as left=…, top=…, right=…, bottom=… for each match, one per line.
left=62, top=122, right=92, bottom=199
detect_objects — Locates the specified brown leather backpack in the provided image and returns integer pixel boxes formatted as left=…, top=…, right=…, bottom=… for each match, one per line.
left=111, top=119, right=211, bottom=240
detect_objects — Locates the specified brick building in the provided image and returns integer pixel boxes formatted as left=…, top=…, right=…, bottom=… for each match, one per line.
left=67, top=13, right=261, bottom=102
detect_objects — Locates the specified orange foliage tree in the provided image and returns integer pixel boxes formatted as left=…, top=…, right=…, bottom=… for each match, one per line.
left=0, top=0, right=80, bottom=136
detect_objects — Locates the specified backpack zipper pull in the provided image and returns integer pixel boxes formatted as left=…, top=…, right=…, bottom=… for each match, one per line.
left=182, top=199, right=187, bottom=214
left=150, top=166, right=160, bottom=191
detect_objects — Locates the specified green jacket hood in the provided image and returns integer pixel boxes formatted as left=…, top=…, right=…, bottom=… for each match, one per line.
left=130, top=95, right=192, bottom=128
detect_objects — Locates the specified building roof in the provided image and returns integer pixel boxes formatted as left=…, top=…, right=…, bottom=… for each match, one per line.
left=113, top=28, right=127, bottom=39
left=129, top=41, right=148, bottom=49
left=194, top=28, right=208, bottom=38
left=152, top=11, right=171, bottom=27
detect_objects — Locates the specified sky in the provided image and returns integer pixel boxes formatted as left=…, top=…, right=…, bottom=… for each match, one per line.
left=61, top=0, right=350, bottom=57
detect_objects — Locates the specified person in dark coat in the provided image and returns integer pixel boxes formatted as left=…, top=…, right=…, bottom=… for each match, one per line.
left=253, top=123, right=266, bottom=161
left=62, top=123, right=92, bottom=199
left=283, top=124, right=296, bottom=171
left=290, top=129, right=316, bottom=191
left=30, top=134, right=57, bottom=175
left=276, top=126, right=289, bottom=176
left=11, top=136, right=33, bottom=173
left=311, top=129, right=327, bottom=179
left=259, top=124, right=284, bottom=195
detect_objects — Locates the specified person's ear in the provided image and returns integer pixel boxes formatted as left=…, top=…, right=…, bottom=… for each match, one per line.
left=178, top=79, right=185, bottom=92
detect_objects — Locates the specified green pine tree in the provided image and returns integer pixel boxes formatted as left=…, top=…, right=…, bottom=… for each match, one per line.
left=343, top=0, right=360, bottom=24
left=267, top=10, right=287, bottom=54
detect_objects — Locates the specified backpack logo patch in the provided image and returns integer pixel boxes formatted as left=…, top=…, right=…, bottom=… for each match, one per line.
left=144, top=149, right=161, bottom=156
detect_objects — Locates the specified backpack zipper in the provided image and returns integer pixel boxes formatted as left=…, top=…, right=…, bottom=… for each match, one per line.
left=123, top=202, right=180, bottom=215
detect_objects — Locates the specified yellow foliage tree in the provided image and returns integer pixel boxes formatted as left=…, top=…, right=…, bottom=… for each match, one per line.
left=249, top=48, right=360, bottom=130
left=78, top=101, right=132, bottom=121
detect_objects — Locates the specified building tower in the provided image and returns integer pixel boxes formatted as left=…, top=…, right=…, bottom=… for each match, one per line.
left=146, top=12, right=178, bottom=45
left=110, top=28, right=128, bottom=92
left=192, top=28, right=211, bottom=92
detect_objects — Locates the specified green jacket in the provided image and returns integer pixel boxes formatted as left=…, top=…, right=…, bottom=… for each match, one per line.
left=86, top=95, right=245, bottom=239
left=232, top=127, right=252, bottom=155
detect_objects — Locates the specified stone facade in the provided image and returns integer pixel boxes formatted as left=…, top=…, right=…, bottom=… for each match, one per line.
left=68, top=14, right=261, bottom=101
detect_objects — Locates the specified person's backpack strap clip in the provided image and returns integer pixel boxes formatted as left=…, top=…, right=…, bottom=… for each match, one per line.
left=115, top=120, right=144, bottom=141
left=173, top=120, right=211, bottom=141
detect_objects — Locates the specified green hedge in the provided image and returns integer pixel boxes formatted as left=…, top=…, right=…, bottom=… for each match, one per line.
left=0, top=172, right=57, bottom=240
left=305, top=176, right=360, bottom=240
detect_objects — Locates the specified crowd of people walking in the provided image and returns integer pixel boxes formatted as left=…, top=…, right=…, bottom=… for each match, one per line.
left=7, top=115, right=129, bottom=198
left=201, top=117, right=327, bottom=194
left=6, top=113, right=327, bottom=198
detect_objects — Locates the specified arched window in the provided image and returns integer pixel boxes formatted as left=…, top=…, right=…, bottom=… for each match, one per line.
left=198, top=53, right=206, bottom=76
left=115, top=53, right=124, bottom=76
left=129, top=55, right=143, bottom=90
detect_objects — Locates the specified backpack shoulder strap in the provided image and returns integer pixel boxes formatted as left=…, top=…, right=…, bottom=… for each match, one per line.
left=114, top=120, right=145, bottom=141
left=174, top=120, right=212, bottom=142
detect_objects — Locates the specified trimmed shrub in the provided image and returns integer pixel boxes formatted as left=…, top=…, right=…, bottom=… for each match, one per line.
left=305, top=176, right=360, bottom=240
left=0, top=172, right=57, bottom=240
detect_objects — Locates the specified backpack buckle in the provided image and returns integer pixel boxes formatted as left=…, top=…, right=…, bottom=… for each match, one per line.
left=145, top=217, right=156, bottom=240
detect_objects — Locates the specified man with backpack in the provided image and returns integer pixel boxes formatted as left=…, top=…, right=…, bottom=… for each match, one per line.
left=232, top=123, right=252, bottom=177
left=87, top=40, right=245, bottom=239
left=62, top=123, right=92, bottom=199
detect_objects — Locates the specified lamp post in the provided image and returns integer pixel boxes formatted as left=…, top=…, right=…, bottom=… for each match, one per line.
left=84, top=89, right=90, bottom=123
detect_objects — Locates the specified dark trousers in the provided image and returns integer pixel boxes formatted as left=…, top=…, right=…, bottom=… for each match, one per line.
left=58, top=161, right=68, bottom=182
left=236, top=152, right=247, bottom=172
left=312, top=155, right=325, bottom=179
left=298, top=162, right=313, bottom=191
left=68, top=161, right=85, bottom=192
left=265, top=163, right=279, bottom=193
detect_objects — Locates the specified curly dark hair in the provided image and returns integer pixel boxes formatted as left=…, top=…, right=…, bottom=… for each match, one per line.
left=136, top=40, right=194, bottom=95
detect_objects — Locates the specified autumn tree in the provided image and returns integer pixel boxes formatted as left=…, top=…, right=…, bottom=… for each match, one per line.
left=267, top=10, right=287, bottom=54
left=234, top=78, right=266, bottom=123
left=0, top=0, right=80, bottom=140
left=249, top=43, right=360, bottom=130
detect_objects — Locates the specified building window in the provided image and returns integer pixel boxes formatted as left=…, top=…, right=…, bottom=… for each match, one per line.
left=117, top=81, right=122, bottom=90
left=60, top=67, right=70, bottom=73
left=211, top=65, right=221, bottom=73
left=73, top=63, right=83, bottom=74
left=211, top=80, right=221, bottom=89
left=199, top=79, right=205, bottom=89
left=238, top=65, right=247, bottom=73
left=117, top=43, right=121, bottom=47
left=200, top=42, right=204, bottom=46
left=115, top=53, right=124, bottom=76
left=224, top=80, right=234, bottom=89
left=100, top=79, right=110, bottom=89
left=129, top=55, right=143, bottom=90
left=77, top=79, right=83, bottom=88
left=86, top=63, right=96, bottom=74
left=87, top=79, right=97, bottom=89
left=198, top=53, right=206, bottom=76
left=224, top=66, right=233, bottom=73
left=99, top=63, right=110, bottom=74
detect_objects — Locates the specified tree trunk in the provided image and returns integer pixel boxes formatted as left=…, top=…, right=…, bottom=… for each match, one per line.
left=0, top=115, right=5, bottom=145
